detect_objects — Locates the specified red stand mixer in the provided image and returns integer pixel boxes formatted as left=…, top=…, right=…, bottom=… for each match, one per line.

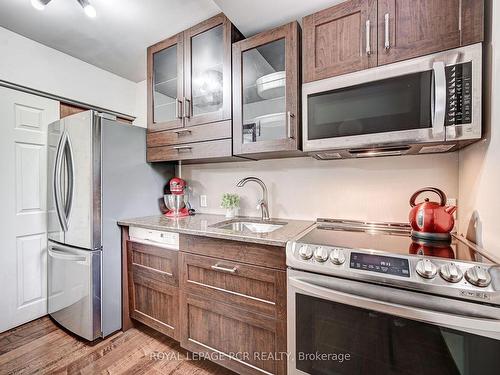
left=164, top=176, right=190, bottom=217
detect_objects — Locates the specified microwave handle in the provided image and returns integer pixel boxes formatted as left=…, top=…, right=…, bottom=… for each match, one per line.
left=432, top=61, right=446, bottom=136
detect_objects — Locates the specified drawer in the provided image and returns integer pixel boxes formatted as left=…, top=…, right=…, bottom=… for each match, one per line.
left=180, top=234, right=286, bottom=270
left=147, top=121, right=231, bottom=147
left=180, top=252, right=286, bottom=318
left=147, top=138, right=232, bottom=162
left=179, top=292, right=286, bottom=375
left=127, top=240, right=180, bottom=339
left=127, top=241, right=178, bottom=286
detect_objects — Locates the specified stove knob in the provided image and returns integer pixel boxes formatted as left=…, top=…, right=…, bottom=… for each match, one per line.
left=439, top=263, right=463, bottom=283
left=465, top=266, right=492, bottom=287
left=416, top=259, right=437, bottom=279
left=314, top=247, right=329, bottom=263
left=298, top=245, right=313, bottom=260
left=330, top=248, right=346, bottom=265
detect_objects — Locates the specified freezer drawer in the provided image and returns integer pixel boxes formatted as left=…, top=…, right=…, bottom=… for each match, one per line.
left=48, top=241, right=101, bottom=340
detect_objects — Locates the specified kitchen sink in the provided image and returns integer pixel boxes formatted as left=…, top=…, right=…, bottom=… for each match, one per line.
left=211, top=219, right=287, bottom=234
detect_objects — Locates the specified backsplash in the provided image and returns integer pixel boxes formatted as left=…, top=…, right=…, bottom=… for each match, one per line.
left=180, top=153, right=459, bottom=223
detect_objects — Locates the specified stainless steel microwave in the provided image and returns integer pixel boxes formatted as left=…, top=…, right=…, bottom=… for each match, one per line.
left=302, top=43, right=482, bottom=159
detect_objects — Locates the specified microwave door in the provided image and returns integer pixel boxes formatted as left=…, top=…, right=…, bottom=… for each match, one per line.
left=62, top=111, right=101, bottom=250
left=303, top=60, right=447, bottom=152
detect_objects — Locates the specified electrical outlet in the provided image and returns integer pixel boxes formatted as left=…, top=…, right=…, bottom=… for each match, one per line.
left=200, top=195, right=207, bottom=207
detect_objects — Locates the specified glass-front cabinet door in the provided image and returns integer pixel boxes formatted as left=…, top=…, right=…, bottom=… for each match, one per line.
left=232, top=22, right=301, bottom=158
left=184, top=14, right=232, bottom=127
left=147, top=33, right=184, bottom=131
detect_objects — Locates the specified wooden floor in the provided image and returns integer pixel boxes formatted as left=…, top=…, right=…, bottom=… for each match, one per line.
left=0, top=317, right=235, bottom=375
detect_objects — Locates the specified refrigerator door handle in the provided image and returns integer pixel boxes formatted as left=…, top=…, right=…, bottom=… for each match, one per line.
left=54, top=131, right=67, bottom=232
left=48, top=248, right=86, bottom=262
left=63, top=134, right=75, bottom=225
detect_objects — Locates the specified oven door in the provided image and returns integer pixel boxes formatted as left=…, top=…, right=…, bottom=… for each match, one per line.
left=287, top=269, right=500, bottom=375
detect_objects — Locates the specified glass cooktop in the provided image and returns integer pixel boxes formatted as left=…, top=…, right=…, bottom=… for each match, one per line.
left=297, top=219, right=491, bottom=263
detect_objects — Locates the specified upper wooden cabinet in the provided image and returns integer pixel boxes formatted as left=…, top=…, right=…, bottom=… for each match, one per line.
left=232, top=22, right=302, bottom=159
left=303, top=0, right=377, bottom=82
left=183, top=15, right=233, bottom=127
left=148, top=33, right=184, bottom=132
left=377, top=0, right=483, bottom=66
left=148, top=14, right=237, bottom=132
left=303, top=0, right=484, bottom=82
left=146, top=14, right=243, bottom=162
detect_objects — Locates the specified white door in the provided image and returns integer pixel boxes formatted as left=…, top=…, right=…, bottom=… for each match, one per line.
left=0, top=86, right=59, bottom=332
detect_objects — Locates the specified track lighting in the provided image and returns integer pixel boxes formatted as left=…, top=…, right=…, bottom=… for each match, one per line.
left=31, top=0, right=51, bottom=11
left=31, top=0, right=97, bottom=18
left=77, top=0, right=97, bottom=18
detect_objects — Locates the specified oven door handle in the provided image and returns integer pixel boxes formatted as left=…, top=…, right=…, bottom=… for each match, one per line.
left=289, top=276, right=500, bottom=339
left=431, top=61, right=446, bottom=137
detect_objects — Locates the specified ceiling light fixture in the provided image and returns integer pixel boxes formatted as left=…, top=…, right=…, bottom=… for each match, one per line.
left=31, top=0, right=51, bottom=11
left=31, top=0, right=97, bottom=18
left=76, top=0, right=97, bottom=18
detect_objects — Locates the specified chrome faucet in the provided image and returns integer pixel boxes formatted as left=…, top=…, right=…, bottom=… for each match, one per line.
left=236, top=177, right=270, bottom=221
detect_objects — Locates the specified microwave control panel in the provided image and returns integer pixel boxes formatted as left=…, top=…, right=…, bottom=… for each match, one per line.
left=445, top=62, right=472, bottom=126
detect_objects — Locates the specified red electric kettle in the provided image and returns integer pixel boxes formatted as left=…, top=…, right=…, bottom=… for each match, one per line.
left=409, top=187, right=456, bottom=241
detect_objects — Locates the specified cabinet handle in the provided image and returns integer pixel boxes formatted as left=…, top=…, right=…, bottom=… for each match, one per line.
left=175, top=98, right=183, bottom=119
left=287, top=111, right=295, bottom=139
left=365, top=20, right=371, bottom=56
left=384, top=13, right=390, bottom=50
left=183, top=98, right=191, bottom=119
left=211, top=264, right=238, bottom=274
left=173, top=145, right=192, bottom=152
left=174, top=129, right=192, bottom=136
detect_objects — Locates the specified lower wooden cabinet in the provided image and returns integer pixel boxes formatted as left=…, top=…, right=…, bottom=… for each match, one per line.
left=127, top=241, right=180, bottom=340
left=124, top=232, right=287, bottom=374
left=179, top=292, right=287, bottom=375
left=178, top=246, right=287, bottom=374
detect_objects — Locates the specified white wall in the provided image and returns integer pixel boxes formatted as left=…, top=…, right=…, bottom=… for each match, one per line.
left=0, top=26, right=137, bottom=118
left=458, top=0, right=500, bottom=255
left=181, top=153, right=459, bottom=222
left=133, top=80, right=147, bottom=128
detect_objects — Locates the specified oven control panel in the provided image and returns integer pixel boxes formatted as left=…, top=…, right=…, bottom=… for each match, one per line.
left=350, top=252, right=410, bottom=278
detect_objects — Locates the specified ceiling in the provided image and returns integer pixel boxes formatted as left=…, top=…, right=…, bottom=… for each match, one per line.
left=212, top=0, right=345, bottom=37
left=0, top=0, right=220, bottom=82
left=0, top=0, right=344, bottom=82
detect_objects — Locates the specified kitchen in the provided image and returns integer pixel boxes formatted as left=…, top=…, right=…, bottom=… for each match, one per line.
left=0, top=0, right=499, bottom=374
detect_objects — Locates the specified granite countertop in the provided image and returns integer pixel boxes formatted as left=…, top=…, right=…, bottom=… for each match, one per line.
left=118, top=213, right=314, bottom=247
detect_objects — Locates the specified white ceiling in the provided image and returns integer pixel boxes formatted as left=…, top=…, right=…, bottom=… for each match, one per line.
left=0, top=0, right=344, bottom=83
left=213, top=0, right=345, bottom=37
left=0, top=0, right=220, bottom=82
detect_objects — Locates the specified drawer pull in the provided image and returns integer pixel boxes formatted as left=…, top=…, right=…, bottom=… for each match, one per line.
left=173, top=145, right=192, bottom=152
left=211, top=264, right=238, bottom=274
left=174, top=129, right=192, bottom=136
left=134, top=262, right=173, bottom=277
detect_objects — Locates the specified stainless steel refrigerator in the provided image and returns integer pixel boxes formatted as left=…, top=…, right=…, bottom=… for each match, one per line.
left=47, top=110, right=171, bottom=340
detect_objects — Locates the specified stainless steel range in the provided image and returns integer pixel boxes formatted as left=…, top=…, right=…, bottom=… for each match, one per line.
left=286, top=219, right=500, bottom=375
